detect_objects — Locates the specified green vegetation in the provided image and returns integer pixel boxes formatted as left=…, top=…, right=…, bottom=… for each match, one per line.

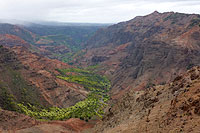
left=85, top=64, right=100, bottom=72
left=164, top=14, right=200, bottom=27
left=0, top=87, right=18, bottom=111
left=27, top=25, right=103, bottom=64
left=187, top=63, right=195, bottom=70
left=57, top=68, right=110, bottom=92
left=0, top=24, right=35, bottom=43
left=163, top=13, right=189, bottom=24
left=189, top=18, right=200, bottom=27
left=38, top=34, right=82, bottom=52
left=0, top=45, right=110, bottom=121
left=17, top=93, right=106, bottom=121
left=27, top=25, right=100, bottom=46
left=0, top=64, right=46, bottom=111
left=14, top=68, right=110, bottom=121
left=8, top=69, right=44, bottom=106
left=61, top=50, right=86, bottom=64
left=36, top=34, right=86, bottom=64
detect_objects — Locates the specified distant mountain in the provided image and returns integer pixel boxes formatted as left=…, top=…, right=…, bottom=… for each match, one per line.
left=25, top=23, right=107, bottom=63
left=0, top=23, right=36, bottom=43
left=0, top=19, right=113, bottom=27
left=32, top=21, right=113, bottom=27
left=77, top=11, right=200, bottom=98
left=0, top=19, right=34, bottom=26
left=0, top=11, right=200, bottom=132
left=0, top=22, right=109, bottom=64
left=0, top=20, right=110, bottom=132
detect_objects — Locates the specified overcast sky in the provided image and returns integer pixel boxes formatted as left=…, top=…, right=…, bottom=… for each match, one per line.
left=0, top=0, right=199, bottom=23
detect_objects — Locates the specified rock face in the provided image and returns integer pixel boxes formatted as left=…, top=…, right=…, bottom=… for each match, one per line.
left=94, top=66, right=200, bottom=133
left=78, top=12, right=200, bottom=98
left=12, top=45, right=87, bottom=107
left=0, top=109, right=38, bottom=132
left=1, top=12, right=200, bottom=132
left=0, top=26, right=97, bottom=133
left=0, top=36, right=87, bottom=108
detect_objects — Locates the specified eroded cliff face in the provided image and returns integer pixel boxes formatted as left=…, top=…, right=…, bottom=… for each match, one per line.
left=0, top=35, right=88, bottom=108
left=78, top=11, right=200, bottom=98
left=93, top=66, right=200, bottom=133
left=0, top=12, right=200, bottom=133
left=0, top=32, right=99, bottom=133
left=12, top=46, right=87, bottom=107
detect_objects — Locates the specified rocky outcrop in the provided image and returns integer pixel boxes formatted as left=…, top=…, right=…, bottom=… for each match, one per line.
left=91, top=56, right=110, bottom=63
left=79, top=12, right=200, bottom=98
left=0, top=109, right=38, bottom=132
left=94, top=66, right=200, bottom=133
left=0, top=34, right=31, bottom=47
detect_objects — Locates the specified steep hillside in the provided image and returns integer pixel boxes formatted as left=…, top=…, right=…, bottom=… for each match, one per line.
left=0, top=38, right=87, bottom=110
left=0, top=23, right=36, bottom=43
left=1, top=12, right=200, bottom=132
left=0, top=109, right=38, bottom=131
left=0, top=34, right=32, bottom=48
left=78, top=11, right=200, bottom=98
left=25, top=24, right=107, bottom=64
left=0, top=22, right=107, bottom=64
left=93, top=66, right=200, bottom=133
left=26, top=24, right=103, bottom=45
left=0, top=33, right=111, bottom=132
left=0, top=109, right=95, bottom=132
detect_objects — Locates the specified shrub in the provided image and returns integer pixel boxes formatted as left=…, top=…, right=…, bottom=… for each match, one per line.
left=15, top=67, right=111, bottom=121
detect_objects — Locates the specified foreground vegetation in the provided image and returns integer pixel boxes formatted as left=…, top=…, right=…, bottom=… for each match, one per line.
left=5, top=68, right=111, bottom=121
left=17, top=92, right=106, bottom=121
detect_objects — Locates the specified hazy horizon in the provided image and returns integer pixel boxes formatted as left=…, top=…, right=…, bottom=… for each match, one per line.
left=0, top=19, right=114, bottom=25
left=0, top=0, right=199, bottom=23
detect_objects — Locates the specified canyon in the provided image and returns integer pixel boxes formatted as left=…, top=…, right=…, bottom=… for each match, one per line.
left=0, top=11, right=200, bottom=132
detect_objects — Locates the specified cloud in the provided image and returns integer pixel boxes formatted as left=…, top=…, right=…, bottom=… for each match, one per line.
left=0, top=0, right=199, bottom=23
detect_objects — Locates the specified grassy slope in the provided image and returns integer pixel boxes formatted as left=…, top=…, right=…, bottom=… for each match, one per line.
left=16, top=68, right=111, bottom=121
left=0, top=47, right=46, bottom=112
left=26, top=25, right=102, bottom=64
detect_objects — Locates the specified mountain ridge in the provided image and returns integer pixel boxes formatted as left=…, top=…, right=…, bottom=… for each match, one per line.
left=0, top=11, right=200, bottom=132
left=77, top=11, right=200, bottom=99
left=93, top=66, right=200, bottom=132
